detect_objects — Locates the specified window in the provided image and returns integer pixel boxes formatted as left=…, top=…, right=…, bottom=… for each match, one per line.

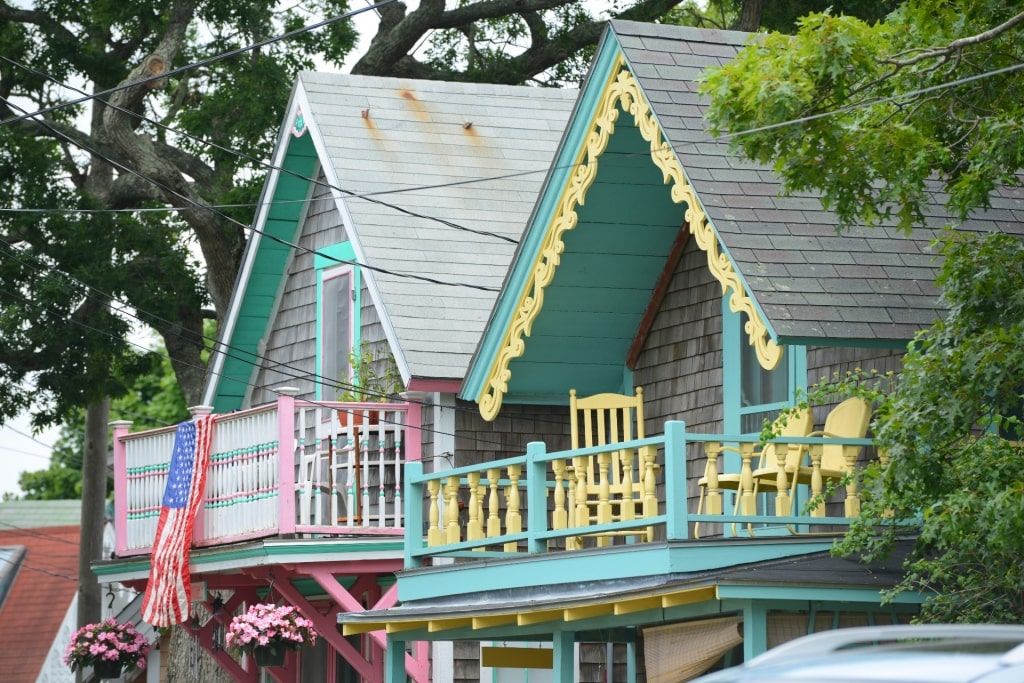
left=722, top=300, right=805, bottom=436
left=316, top=243, right=360, bottom=400
left=722, top=300, right=807, bottom=527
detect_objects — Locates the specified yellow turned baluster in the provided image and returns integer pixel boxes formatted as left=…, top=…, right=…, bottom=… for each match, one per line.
left=427, top=479, right=441, bottom=547
left=487, top=468, right=501, bottom=539
left=738, top=444, right=756, bottom=516
left=571, top=455, right=589, bottom=549
left=552, top=459, right=567, bottom=531
left=504, top=465, right=522, bottom=552
left=619, top=448, right=636, bottom=523
left=467, top=472, right=482, bottom=544
left=774, top=443, right=792, bottom=516
left=809, top=447, right=825, bottom=517
left=445, top=475, right=461, bottom=544
left=704, top=443, right=722, bottom=515
left=641, top=445, right=657, bottom=542
left=843, top=444, right=860, bottom=517
left=596, top=451, right=613, bottom=549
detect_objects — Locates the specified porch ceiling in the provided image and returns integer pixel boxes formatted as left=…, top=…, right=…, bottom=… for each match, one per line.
left=503, top=113, right=686, bottom=404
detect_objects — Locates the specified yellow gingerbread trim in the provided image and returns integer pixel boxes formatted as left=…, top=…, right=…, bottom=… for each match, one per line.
left=477, top=59, right=781, bottom=421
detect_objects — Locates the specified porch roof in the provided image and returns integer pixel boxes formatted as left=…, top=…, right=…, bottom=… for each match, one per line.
left=339, top=541, right=921, bottom=639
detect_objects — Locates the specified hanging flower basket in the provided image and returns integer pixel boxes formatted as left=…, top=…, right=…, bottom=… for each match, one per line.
left=253, top=646, right=287, bottom=668
left=63, top=618, right=150, bottom=677
left=225, top=603, right=318, bottom=668
left=93, top=658, right=124, bottom=679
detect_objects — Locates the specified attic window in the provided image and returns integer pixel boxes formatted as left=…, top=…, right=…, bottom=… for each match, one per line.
left=315, top=241, right=361, bottom=401
left=321, top=267, right=354, bottom=400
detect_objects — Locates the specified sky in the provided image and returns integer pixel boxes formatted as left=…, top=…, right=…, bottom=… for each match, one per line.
left=0, top=416, right=59, bottom=498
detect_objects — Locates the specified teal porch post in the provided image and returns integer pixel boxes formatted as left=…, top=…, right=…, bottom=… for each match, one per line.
left=385, top=635, right=406, bottom=683
left=742, top=603, right=768, bottom=661
left=626, top=637, right=637, bottom=682
left=553, top=630, right=575, bottom=682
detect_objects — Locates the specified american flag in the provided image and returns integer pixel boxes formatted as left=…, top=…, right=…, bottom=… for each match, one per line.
left=142, top=414, right=215, bottom=626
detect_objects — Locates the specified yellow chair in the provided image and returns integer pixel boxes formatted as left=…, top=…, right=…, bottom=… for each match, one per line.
left=565, top=387, right=656, bottom=548
left=695, top=408, right=813, bottom=538
left=765, top=396, right=872, bottom=519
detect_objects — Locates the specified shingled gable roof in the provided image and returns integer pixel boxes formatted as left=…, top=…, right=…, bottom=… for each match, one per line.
left=0, top=522, right=79, bottom=682
left=203, top=74, right=578, bottom=408
left=612, top=20, right=1024, bottom=344
left=462, top=20, right=1024, bottom=417
left=302, top=74, right=578, bottom=382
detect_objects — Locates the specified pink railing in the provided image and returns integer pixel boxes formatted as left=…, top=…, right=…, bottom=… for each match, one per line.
left=112, top=389, right=422, bottom=557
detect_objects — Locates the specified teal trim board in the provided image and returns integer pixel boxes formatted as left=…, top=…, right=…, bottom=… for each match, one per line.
left=397, top=539, right=836, bottom=603
left=461, top=35, right=625, bottom=402
left=211, top=133, right=319, bottom=413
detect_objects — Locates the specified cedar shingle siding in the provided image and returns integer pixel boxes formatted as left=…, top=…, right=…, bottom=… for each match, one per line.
left=252, top=169, right=342, bottom=405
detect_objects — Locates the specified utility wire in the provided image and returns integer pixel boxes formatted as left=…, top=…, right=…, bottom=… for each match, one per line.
left=0, top=551, right=77, bottom=582
left=0, top=1, right=397, bottom=129
left=2, top=423, right=54, bottom=452
left=0, top=93, right=501, bottom=293
left=0, top=446, right=51, bottom=460
left=0, top=54, right=519, bottom=245
left=718, top=61, right=1024, bottom=141
left=0, top=267, right=569, bottom=450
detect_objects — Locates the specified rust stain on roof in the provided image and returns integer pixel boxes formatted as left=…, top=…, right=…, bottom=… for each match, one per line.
left=399, top=89, right=430, bottom=122
left=361, top=108, right=380, bottom=138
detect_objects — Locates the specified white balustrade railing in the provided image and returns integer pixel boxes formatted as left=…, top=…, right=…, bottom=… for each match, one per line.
left=294, top=401, right=407, bottom=530
left=113, top=393, right=418, bottom=557
left=201, top=405, right=281, bottom=543
left=121, top=426, right=178, bottom=552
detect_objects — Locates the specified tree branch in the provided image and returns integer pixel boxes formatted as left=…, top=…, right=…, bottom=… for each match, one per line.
left=0, top=1, right=81, bottom=50
left=886, top=10, right=1024, bottom=67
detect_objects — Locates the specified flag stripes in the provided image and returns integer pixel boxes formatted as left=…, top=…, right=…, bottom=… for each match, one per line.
left=142, top=414, right=215, bottom=626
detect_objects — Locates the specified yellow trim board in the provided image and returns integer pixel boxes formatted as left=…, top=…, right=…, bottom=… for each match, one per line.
left=482, top=646, right=554, bottom=669
left=518, top=608, right=564, bottom=626
left=340, top=585, right=722, bottom=636
left=477, top=57, right=781, bottom=421
left=473, top=614, right=518, bottom=629
left=663, top=586, right=717, bottom=608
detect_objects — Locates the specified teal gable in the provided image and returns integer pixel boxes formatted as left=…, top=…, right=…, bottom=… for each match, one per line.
left=463, top=20, right=1015, bottom=426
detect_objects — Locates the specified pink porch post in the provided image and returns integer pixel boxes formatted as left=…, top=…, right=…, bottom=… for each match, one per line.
left=110, top=420, right=133, bottom=557
left=275, top=387, right=299, bottom=535
left=403, top=399, right=423, bottom=462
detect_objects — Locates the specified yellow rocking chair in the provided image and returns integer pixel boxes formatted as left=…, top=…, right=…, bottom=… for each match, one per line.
left=695, top=407, right=813, bottom=538
left=564, top=387, right=657, bottom=549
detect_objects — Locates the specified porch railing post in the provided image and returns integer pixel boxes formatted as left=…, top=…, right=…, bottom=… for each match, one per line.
left=109, top=420, right=133, bottom=557
left=403, top=398, right=423, bottom=462
left=664, top=420, right=689, bottom=541
left=526, top=441, right=548, bottom=554
left=274, top=388, right=299, bottom=535
left=405, top=461, right=424, bottom=568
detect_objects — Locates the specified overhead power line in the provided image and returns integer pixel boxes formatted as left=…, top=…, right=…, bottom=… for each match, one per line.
left=0, top=252, right=573, bottom=449
left=0, top=1, right=398, bottom=129
left=0, top=94, right=501, bottom=293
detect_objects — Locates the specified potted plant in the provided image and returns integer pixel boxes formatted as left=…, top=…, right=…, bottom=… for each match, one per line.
left=64, top=618, right=150, bottom=679
left=225, top=603, right=318, bottom=668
